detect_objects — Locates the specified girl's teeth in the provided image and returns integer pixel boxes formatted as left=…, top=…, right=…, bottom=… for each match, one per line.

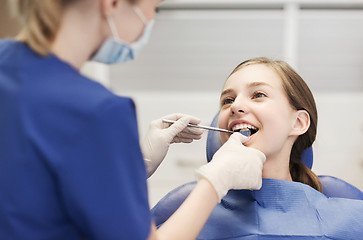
left=232, top=123, right=257, bottom=131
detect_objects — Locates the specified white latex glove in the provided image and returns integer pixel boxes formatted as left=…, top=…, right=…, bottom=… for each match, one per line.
left=142, top=113, right=204, bottom=178
left=196, top=132, right=266, bottom=202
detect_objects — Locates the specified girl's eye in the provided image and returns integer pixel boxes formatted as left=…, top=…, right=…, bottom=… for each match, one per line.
left=252, top=92, right=266, bottom=99
left=221, top=98, right=234, bottom=106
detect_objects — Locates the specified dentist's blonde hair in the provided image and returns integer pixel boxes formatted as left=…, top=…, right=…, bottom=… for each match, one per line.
left=9, top=0, right=138, bottom=56
left=229, top=57, right=322, bottom=192
left=10, top=0, right=67, bottom=56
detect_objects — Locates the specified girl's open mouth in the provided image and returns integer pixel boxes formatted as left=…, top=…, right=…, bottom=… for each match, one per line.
left=231, top=123, right=259, bottom=136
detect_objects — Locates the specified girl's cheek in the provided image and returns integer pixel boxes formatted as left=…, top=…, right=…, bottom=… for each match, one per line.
left=218, top=110, right=228, bottom=128
left=218, top=112, right=229, bottom=143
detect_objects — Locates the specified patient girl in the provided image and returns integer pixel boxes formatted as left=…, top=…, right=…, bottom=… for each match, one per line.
left=218, top=57, right=321, bottom=191
left=152, top=57, right=363, bottom=239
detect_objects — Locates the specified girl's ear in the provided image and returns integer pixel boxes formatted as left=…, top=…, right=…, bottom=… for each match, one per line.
left=291, top=110, right=310, bottom=136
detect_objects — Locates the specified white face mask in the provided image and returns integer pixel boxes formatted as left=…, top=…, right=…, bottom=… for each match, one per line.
left=91, top=6, right=154, bottom=64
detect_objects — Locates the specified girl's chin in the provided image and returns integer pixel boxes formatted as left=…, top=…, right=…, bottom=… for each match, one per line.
left=219, top=133, right=230, bottom=144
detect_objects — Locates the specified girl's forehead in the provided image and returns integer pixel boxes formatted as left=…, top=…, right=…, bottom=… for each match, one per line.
left=224, top=64, right=283, bottom=89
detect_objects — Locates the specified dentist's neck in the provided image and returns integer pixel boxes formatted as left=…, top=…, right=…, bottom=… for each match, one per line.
left=50, top=4, right=105, bottom=70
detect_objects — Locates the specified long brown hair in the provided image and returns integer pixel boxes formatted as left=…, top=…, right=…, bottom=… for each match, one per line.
left=229, top=57, right=322, bottom=192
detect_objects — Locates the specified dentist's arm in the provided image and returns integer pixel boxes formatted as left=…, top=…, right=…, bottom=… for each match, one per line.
left=148, top=178, right=218, bottom=240
left=141, top=113, right=203, bottom=178
left=148, top=132, right=266, bottom=240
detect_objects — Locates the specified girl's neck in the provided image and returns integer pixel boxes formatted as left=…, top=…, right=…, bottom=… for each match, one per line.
left=262, top=159, right=292, bottom=181
left=262, top=145, right=293, bottom=181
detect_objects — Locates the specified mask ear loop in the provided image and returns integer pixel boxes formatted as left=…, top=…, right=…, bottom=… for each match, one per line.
left=107, top=17, right=121, bottom=41
left=133, top=6, right=148, bottom=25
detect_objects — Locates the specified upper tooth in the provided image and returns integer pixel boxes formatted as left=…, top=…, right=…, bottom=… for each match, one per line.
left=232, top=123, right=257, bottom=131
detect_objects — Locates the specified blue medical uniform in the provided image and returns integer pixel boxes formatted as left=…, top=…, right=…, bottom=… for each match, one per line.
left=152, top=179, right=363, bottom=239
left=0, top=40, right=151, bottom=239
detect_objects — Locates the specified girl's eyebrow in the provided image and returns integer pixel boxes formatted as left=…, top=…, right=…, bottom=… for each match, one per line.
left=247, top=81, right=273, bottom=89
left=220, top=89, right=234, bottom=98
left=220, top=81, right=273, bottom=98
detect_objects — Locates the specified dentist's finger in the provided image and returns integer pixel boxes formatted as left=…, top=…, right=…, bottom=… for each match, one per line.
left=172, top=137, right=194, bottom=144
left=175, top=131, right=203, bottom=140
left=165, top=116, right=192, bottom=134
left=173, top=134, right=203, bottom=143
left=229, top=131, right=249, bottom=144
left=180, top=127, right=204, bottom=135
left=228, top=133, right=266, bottom=163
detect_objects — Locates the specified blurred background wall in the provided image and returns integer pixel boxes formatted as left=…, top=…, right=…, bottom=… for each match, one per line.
left=1, top=0, right=362, bottom=207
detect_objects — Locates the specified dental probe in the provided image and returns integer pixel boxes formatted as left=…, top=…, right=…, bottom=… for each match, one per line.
left=162, top=119, right=251, bottom=137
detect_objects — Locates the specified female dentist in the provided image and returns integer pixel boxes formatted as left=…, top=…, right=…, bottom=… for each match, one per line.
left=0, top=0, right=266, bottom=239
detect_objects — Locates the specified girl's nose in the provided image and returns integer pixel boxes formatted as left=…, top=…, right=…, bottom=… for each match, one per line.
left=230, top=98, right=248, bottom=115
left=231, top=109, right=244, bottom=114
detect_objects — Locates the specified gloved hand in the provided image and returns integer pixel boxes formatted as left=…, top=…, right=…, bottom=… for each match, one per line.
left=142, top=113, right=204, bottom=178
left=196, top=132, right=266, bottom=202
